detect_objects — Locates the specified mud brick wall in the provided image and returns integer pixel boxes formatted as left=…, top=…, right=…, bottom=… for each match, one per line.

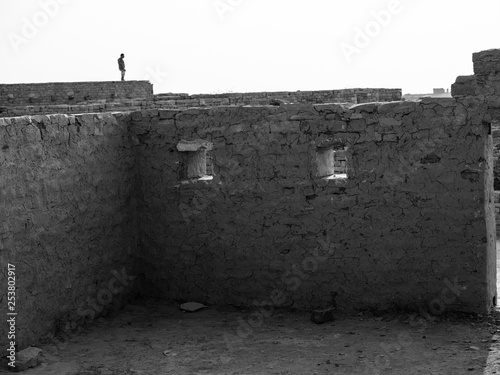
left=0, top=88, right=400, bottom=118
left=0, top=113, right=138, bottom=349
left=154, top=88, right=402, bottom=108
left=453, top=48, right=500, bottom=235
left=0, top=81, right=153, bottom=107
left=131, top=96, right=495, bottom=314
left=0, top=99, right=156, bottom=118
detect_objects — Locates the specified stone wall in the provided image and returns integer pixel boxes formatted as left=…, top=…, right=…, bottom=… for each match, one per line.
left=154, top=88, right=402, bottom=108
left=0, top=113, right=138, bottom=350
left=0, top=99, right=155, bottom=118
left=452, top=49, right=500, bottom=235
left=0, top=88, right=401, bottom=118
left=1, top=49, right=499, bottom=353
left=131, top=95, right=495, bottom=314
left=0, top=81, right=153, bottom=107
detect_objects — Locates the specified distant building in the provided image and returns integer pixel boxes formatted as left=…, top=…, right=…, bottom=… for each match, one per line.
left=403, top=88, right=451, bottom=101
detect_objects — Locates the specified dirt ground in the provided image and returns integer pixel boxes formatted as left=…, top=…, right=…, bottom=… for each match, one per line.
left=0, top=298, right=500, bottom=375
left=2, top=239, right=500, bottom=375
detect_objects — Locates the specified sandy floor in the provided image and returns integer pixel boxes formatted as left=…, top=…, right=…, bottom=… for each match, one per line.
left=0, top=298, right=499, bottom=375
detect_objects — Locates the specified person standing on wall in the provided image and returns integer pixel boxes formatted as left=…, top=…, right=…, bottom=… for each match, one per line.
left=118, top=53, right=126, bottom=81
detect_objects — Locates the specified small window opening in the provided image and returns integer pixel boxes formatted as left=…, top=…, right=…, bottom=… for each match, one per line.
left=316, top=141, right=348, bottom=180
left=177, top=139, right=214, bottom=181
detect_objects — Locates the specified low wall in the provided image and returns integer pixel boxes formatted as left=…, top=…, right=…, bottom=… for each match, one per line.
left=132, top=96, right=495, bottom=314
left=154, top=88, right=402, bottom=108
left=0, top=88, right=402, bottom=118
left=0, top=113, right=138, bottom=349
left=0, top=81, right=153, bottom=107
left=0, top=100, right=155, bottom=118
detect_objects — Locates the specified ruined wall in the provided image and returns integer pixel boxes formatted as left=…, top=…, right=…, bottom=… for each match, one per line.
left=0, top=88, right=401, bottom=118
left=0, top=99, right=154, bottom=119
left=1, top=49, right=498, bottom=354
left=0, top=113, right=138, bottom=349
left=0, top=81, right=153, bottom=107
left=154, top=88, right=402, bottom=108
left=132, top=95, right=495, bottom=314
left=452, top=49, right=500, bottom=235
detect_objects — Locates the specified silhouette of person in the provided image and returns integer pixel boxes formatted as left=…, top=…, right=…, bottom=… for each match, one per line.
left=118, top=53, right=126, bottom=81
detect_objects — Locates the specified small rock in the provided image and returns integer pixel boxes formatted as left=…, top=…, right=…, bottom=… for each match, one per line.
left=180, top=302, right=206, bottom=312
left=470, top=346, right=480, bottom=351
left=12, top=347, right=43, bottom=371
left=163, top=350, right=177, bottom=357
left=269, top=99, right=287, bottom=106
left=310, top=308, right=335, bottom=324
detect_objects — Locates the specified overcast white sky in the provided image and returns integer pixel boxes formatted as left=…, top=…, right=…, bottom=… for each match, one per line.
left=1, top=0, right=499, bottom=95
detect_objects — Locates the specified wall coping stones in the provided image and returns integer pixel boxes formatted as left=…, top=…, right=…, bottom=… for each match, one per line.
left=473, top=48, right=500, bottom=75
left=177, top=139, right=213, bottom=151
left=0, top=81, right=153, bottom=107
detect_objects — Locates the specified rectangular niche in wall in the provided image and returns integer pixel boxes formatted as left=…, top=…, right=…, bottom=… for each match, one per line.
left=177, top=139, right=214, bottom=181
left=316, top=140, right=348, bottom=180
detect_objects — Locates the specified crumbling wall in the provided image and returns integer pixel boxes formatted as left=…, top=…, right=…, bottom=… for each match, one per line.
left=0, top=113, right=138, bottom=350
left=1, top=49, right=498, bottom=354
left=0, top=88, right=401, bottom=118
left=0, top=81, right=153, bottom=107
left=452, top=49, right=500, bottom=236
left=154, top=88, right=402, bottom=108
left=132, top=95, right=494, bottom=314
left=0, top=99, right=154, bottom=118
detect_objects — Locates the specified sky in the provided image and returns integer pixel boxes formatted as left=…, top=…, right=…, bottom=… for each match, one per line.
left=1, top=0, right=500, bottom=95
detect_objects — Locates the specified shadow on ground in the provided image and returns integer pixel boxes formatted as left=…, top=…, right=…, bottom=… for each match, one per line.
left=1, top=298, right=499, bottom=375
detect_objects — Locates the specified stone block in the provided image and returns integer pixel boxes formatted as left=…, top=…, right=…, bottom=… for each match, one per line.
left=270, top=121, right=300, bottom=133
left=327, top=120, right=347, bottom=131
left=383, top=134, right=398, bottom=142
left=12, top=347, right=42, bottom=371
left=473, top=49, right=500, bottom=75
left=310, top=308, right=335, bottom=324
left=349, top=119, right=366, bottom=131
left=177, top=139, right=213, bottom=152
left=451, top=75, right=489, bottom=97
left=379, top=117, right=401, bottom=127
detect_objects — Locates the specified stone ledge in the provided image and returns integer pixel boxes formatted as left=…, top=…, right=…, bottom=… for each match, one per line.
left=473, top=49, right=500, bottom=75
